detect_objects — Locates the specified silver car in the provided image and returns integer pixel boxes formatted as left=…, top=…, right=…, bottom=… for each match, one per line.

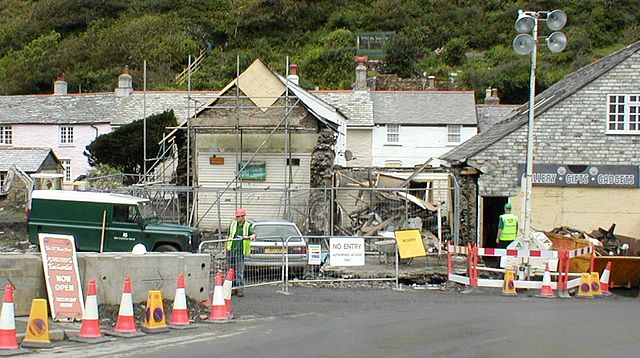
left=246, top=220, right=307, bottom=272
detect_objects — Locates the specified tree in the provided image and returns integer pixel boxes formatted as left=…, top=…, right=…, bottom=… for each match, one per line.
left=84, top=110, right=180, bottom=176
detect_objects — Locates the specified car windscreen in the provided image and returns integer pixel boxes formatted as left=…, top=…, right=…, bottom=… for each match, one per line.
left=253, top=224, right=302, bottom=242
left=138, top=201, right=159, bottom=222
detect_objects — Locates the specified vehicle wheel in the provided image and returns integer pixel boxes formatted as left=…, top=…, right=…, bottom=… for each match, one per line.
left=155, top=244, right=179, bottom=252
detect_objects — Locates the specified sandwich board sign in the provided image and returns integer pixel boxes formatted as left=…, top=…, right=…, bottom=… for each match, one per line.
left=39, top=233, right=84, bottom=321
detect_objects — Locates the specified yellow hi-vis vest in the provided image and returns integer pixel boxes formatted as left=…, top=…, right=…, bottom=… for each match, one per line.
left=227, top=220, right=252, bottom=255
left=499, top=213, right=518, bottom=241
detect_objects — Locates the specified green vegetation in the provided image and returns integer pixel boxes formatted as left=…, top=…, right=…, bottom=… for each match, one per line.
left=0, top=0, right=638, bottom=103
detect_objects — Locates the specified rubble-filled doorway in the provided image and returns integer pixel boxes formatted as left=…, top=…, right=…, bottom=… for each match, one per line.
left=481, top=196, right=508, bottom=248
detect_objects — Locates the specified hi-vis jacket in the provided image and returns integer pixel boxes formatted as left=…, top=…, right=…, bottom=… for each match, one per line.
left=498, top=213, right=518, bottom=242
left=226, top=220, right=252, bottom=255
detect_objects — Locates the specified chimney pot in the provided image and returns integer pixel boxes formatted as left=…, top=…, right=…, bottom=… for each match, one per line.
left=116, top=65, right=133, bottom=97
left=54, top=73, right=68, bottom=95
left=287, top=63, right=300, bottom=85
left=355, top=56, right=368, bottom=91
left=428, top=76, right=436, bottom=89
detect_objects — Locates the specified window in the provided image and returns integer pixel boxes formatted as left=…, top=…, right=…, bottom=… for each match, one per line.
left=607, top=94, right=640, bottom=133
left=60, top=126, right=74, bottom=144
left=113, top=204, right=139, bottom=223
left=0, top=173, right=5, bottom=189
left=61, top=159, right=71, bottom=182
left=447, top=125, right=462, bottom=144
left=386, top=124, right=400, bottom=143
left=0, top=126, right=12, bottom=144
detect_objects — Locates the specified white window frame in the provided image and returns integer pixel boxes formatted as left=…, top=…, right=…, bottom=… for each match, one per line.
left=60, top=125, right=74, bottom=144
left=0, top=126, right=12, bottom=145
left=61, top=159, right=72, bottom=182
left=0, top=173, right=5, bottom=188
left=606, top=94, right=640, bottom=134
left=386, top=124, right=400, bottom=143
left=447, top=124, right=462, bottom=144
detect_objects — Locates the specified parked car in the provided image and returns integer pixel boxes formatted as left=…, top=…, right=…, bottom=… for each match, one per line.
left=246, top=220, right=307, bottom=273
left=28, top=190, right=201, bottom=252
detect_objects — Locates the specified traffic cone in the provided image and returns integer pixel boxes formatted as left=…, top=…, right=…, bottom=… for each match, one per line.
left=0, top=284, right=29, bottom=354
left=70, top=279, right=112, bottom=343
left=576, top=273, right=594, bottom=299
left=590, top=272, right=603, bottom=297
left=106, top=277, right=145, bottom=338
left=141, top=290, right=169, bottom=333
left=21, top=298, right=52, bottom=348
left=599, top=261, right=612, bottom=297
left=501, top=269, right=517, bottom=296
left=206, top=272, right=232, bottom=323
left=169, top=274, right=196, bottom=330
left=536, top=263, right=556, bottom=298
left=223, top=269, right=235, bottom=320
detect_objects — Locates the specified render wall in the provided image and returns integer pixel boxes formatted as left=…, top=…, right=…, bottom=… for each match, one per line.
left=372, top=125, right=477, bottom=167
left=10, top=123, right=111, bottom=181
left=346, top=128, right=372, bottom=167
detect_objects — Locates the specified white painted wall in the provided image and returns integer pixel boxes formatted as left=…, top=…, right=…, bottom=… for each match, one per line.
left=345, top=128, right=372, bottom=167
left=372, top=125, right=477, bottom=167
left=10, top=123, right=111, bottom=183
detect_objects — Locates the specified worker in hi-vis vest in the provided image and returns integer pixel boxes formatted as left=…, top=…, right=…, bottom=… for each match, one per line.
left=226, top=208, right=256, bottom=297
left=496, top=203, right=518, bottom=248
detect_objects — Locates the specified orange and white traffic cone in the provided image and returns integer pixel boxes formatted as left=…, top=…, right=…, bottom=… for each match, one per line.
left=536, top=263, right=556, bottom=298
left=0, top=284, right=29, bottom=354
left=206, top=272, right=231, bottom=323
left=169, top=274, right=195, bottom=329
left=71, top=279, right=111, bottom=343
left=107, top=277, right=145, bottom=338
left=600, top=261, right=612, bottom=297
left=223, top=269, right=235, bottom=320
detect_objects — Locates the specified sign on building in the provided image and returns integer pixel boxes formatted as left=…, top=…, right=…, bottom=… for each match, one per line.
left=329, top=237, right=365, bottom=266
left=38, top=234, right=84, bottom=321
left=518, top=164, right=637, bottom=188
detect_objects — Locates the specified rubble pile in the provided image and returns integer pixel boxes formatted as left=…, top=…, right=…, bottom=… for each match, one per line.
left=546, top=224, right=639, bottom=257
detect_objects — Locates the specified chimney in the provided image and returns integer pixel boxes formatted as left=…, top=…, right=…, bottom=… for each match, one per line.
left=287, top=63, right=299, bottom=85
left=428, top=76, right=436, bottom=89
left=115, top=65, right=133, bottom=97
left=485, top=87, right=500, bottom=105
left=53, top=73, right=68, bottom=95
left=354, top=56, right=368, bottom=91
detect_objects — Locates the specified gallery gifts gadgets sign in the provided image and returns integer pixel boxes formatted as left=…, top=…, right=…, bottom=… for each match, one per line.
left=518, top=164, right=637, bottom=188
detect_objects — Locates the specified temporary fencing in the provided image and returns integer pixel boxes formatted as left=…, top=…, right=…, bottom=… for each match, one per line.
left=447, top=242, right=598, bottom=296
left=200, top=235, right=422, bottom=294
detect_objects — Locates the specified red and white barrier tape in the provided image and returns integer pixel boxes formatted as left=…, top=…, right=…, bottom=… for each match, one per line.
left=477, top=247, right=558, bottom=258
left=568, top=246, right=592, bottom=258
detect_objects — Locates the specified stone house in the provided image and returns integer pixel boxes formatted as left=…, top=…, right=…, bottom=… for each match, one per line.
left=0, top=148, right=63, bottom=207
left=187, top=59, right=345, bottom=230
left=315, top=58, right=478, bottom=168
left=440, top=41, right=640, bottom=245
left=0, top=69, right=216, bottom=187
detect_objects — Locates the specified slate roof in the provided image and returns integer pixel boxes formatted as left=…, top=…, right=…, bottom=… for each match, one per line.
left=475, top=104, right=519, bottom=132
left=0, top=148, right=57, bottom=172
left=314, top=91, right=374, bottom=127
left=441, top=41, right=640, bottom=163
left=0, top=91, right=217, bottom=126
left=371, top=91, right=477, bottom=125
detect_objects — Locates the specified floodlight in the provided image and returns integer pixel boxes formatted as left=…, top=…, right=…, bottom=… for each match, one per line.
left=513, top=34, right=535, bottom=55
left=546, top=32, right=567, bottom=53
left=515, top=10, right=535, bottom=33
left=546, top=10, right=567, bottom=31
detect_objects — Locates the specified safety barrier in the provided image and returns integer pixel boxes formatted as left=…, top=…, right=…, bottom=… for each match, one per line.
left=199, top=235, right=405, bottom=294
left=447, top=242, right=596, bottom=294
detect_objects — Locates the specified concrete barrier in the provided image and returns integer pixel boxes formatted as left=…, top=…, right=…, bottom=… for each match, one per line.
left=0, top=253, right=47, bottom=316
left=77, top=252, right=210, bottom=305
left=0, top=252, right=210, bottom=316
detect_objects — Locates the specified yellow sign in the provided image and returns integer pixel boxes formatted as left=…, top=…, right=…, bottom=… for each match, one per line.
left=394, top=229, right=426, bottom=259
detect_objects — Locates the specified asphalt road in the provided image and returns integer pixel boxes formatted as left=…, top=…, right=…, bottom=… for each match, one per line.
left=35, top=284, right=639, bottom=358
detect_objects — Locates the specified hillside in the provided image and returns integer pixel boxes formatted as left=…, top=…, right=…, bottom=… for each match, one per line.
left=0, top=0, right=639, bottom=103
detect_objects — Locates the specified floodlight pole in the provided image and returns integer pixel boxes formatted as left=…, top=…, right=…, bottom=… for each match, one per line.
left=522, top=16, right=538, bottom=246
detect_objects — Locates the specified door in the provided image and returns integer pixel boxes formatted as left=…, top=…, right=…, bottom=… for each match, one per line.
left=481, top=196, right=508, bottom=248
left=105, top=204, right=143, bottom=252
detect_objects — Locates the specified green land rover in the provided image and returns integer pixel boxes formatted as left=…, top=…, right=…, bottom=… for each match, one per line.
left=28, top=190, right=200, bottom=252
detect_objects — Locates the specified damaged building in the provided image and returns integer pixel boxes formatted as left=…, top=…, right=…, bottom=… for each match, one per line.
left=440, top=41, right=640, bottom=246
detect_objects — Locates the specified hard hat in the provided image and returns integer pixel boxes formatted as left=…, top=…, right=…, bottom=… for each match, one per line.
left=131, top=243, right=147, bottom=255
left=235, top=208, right=246, bottom=217
left=504, top=203, right=512, bottom=211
